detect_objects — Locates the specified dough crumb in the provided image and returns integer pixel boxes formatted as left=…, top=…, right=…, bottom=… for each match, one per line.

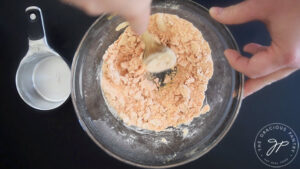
left=101, top=13, right=213, bottom=131
left=161, top=138, right=168, bottom=144
left=182, top=128, right=189, bottom=137
left=115, top=22, right=129, bottom=31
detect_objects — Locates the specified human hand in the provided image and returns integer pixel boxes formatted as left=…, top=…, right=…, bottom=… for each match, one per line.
left=209, top=0, right=300, bottom=98
left=62, top=0, right=152, bottom=34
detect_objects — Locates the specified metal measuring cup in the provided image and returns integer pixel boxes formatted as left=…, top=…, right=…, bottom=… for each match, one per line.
left=16, top=6, right=71, bottom=110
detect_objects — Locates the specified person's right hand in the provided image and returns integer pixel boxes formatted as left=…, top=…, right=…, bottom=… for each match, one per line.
left=209, top=0, right=300, bottom=98
left=62, top=0, right=152, bottom=34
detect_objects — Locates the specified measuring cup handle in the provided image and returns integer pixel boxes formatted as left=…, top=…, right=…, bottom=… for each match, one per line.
left=25, top=6, right=46, bottom=41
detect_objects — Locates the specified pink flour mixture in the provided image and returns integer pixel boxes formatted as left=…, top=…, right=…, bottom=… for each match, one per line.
left=101, top=13, right=213, bottom=131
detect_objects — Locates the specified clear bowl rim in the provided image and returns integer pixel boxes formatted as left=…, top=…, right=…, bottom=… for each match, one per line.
left=71, top=0, right=244, bottom=168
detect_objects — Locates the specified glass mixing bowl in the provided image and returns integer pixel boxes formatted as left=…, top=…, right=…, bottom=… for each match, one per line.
left=71, top=0, right=244, bottom=168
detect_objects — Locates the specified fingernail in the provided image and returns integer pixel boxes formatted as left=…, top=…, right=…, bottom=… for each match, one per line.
left=209, top=7, right=223, bottom=16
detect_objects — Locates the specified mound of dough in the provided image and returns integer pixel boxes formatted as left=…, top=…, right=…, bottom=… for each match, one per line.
left=101, top=13, right=213, bottom=131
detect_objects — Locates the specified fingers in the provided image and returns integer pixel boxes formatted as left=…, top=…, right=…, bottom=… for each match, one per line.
left=243, top=67, right=298, bottom=98
left=209, top=0, right=266, bottom=24
left=226, top=44, right=299, bottom=98
left=123, top=6, right=150, bottom=34
left=120, top=0, right=151, bottom=34
left=224, top=48, right=284, bottom=78
left=243, top=43, right=267, bottom=55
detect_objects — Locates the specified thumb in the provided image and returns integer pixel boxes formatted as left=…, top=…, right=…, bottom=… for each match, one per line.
left=209, top=0, right=266, bottom=24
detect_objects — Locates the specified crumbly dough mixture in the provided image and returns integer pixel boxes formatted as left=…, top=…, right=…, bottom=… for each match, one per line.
left=101, top=13, right=213, bottom=131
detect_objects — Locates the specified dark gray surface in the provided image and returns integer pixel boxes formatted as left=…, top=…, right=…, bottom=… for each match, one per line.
left=0, top=0, right=299, bottom=169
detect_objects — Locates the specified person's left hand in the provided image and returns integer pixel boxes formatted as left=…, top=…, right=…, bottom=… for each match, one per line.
left=209, top=0, right=300, bottom=98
